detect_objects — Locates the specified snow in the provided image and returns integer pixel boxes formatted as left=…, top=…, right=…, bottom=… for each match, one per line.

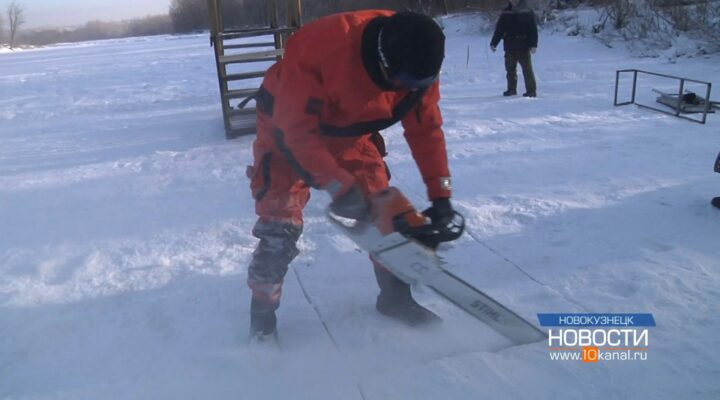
left=2, top=17, right=720, bottom=400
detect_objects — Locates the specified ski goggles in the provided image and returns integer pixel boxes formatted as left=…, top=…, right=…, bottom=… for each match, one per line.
left=389, top=71, right=438, bottom=91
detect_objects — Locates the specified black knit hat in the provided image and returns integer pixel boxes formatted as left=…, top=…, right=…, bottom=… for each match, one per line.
left=379, top=12, right=445, bottom=82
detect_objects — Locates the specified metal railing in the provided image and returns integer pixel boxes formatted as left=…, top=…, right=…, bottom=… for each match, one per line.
left=207, top=0, right=302, bottom=139
left=614, top=69, right=713, bottom=124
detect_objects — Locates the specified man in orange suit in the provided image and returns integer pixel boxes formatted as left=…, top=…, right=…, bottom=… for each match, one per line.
left=246, top=10, right=455, bottom=340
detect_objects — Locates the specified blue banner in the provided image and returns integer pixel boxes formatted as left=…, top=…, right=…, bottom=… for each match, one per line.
left=537, top=313, right=656, bottom=327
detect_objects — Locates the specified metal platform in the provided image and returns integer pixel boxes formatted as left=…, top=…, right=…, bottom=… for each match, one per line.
left=614, top=69, right=715, bottom=124
left=654, top=89, right=717, bottom=114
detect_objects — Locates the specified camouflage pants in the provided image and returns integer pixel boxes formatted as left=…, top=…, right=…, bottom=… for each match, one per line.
left=505, top=50, right=536, bottom=94
left=246, top=220, right=397, bottom=311
left=246, top=219, right=303, bottom=310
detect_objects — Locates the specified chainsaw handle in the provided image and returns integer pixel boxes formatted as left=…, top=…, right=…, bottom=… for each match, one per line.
left=441, top=211, right=466, bottom=241
left=394, top=210, right=465, bottom=248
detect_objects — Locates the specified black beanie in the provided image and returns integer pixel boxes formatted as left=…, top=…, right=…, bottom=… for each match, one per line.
left=380, top=12, right=445, bottom=80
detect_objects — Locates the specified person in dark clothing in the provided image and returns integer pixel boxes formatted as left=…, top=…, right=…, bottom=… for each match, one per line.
left=490, top=0, right=538, bottom=97
left=713, top=152, right=720, bottom=209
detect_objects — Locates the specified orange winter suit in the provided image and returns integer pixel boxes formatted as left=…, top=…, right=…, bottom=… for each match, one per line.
left=246, top=10, right=452, bottom=306
left=249, top=10, right=452, bottom=226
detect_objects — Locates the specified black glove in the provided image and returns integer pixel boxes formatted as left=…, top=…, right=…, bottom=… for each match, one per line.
left=329, top=184, right=370, bottom=220
left=423, top=198, right=454, bottom=227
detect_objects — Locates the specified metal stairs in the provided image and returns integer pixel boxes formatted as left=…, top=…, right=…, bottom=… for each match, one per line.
left=207, top=0, right=302, bottom=139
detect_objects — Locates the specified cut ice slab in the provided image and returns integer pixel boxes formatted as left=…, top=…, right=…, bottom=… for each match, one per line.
left=328, top=212, right=547, bottom=346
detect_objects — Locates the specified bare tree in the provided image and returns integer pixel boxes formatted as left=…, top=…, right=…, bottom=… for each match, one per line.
left=169, top=0, right=208, bottom=32
left=0, top=11, right=5, bottom=45
left=7, top=0, right=26, bottom=49
left=392, top=0, right=449, bottom=15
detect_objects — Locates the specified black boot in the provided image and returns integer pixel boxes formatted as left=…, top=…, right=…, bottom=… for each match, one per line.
left=373, top=267, right=441, bottom=327
left=523, top=91, right=536, bottom=98
left=712, top=197, right=720, bottom=209
left=503, top=89, right=517, bottom=96
left=250, top=297, right=278, bottom=341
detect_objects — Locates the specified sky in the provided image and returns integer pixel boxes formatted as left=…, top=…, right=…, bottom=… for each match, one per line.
left=14, top=0, right=172, bottom=29
left=1, top=13, right=720, bottom=399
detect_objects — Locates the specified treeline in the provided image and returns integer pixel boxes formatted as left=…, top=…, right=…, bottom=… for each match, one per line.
left=168, top=0, right=496, bottom=33
left=6, top=0, right=719, bottom=51
left=15, top=15, right=173, bottom=46
left=9, top=0, right=496, bottom=46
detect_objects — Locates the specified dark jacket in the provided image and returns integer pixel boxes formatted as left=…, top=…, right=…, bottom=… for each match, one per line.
left=490, top=0, right=538, bottom=52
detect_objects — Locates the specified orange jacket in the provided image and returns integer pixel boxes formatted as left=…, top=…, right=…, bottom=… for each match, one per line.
left=257, top=10, right=451, bottom=200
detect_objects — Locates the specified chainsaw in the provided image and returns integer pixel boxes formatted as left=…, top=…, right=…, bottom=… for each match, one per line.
left=328, top=187, right=547, bottom=345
